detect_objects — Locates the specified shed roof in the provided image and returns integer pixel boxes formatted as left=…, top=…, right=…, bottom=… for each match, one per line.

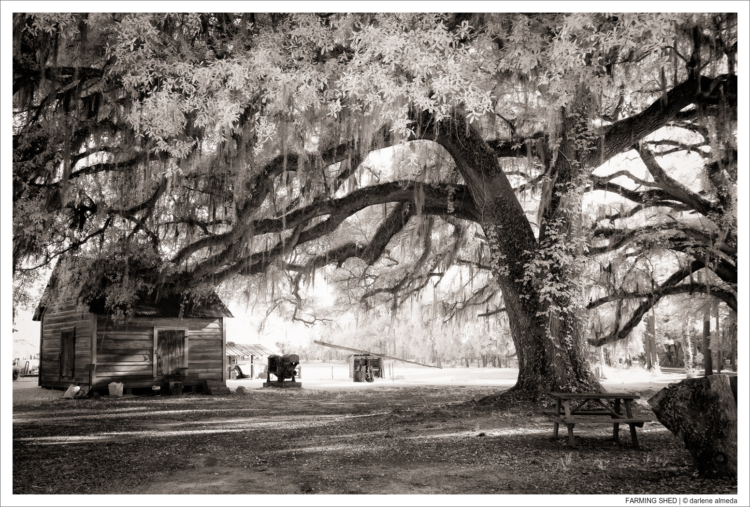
left=33, top=257, right=233, bottom=321
left=226, top=343, right=278, bottom=357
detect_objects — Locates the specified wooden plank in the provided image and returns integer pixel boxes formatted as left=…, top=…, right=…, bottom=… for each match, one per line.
left=43, top=330, right=89, bottom=341
left=188, top=341, right=222, bottom=350
left=98, top=353, right=153, bottom=363
left=188, top=351, right=222, bottom=359
left=96, top=364, right=153, bottom=373
left=40, top=380, right=84, bottom=389
left=188, top=331, right=222, bottom=338
left=192, top=350, right=223, bottom=358
left=98, top=349, right=153, bottom=356
left=188, top=360, right=223, bottom=368
left=95, top=375, right=160, bottom=382
left=43, top=308, right=82, bottom=316
left=42, top=304, right=82, bottom=315
left=549, top=417, right=649, bottom=425
left=98, top=318, right=219, bottom=330
left=97, top=361, right=151, bottom=366
left=549, top=392, right=640, bottom=400
left=614, top=399, right=622, bottom=442
left=43, top=312, right=90, bottom=325
left=221, top=318, right=227, bottom=383
left=90, top=312, right=97, bottom=392
left=42, top=339, right=60, bottom=350
left=187, top=353, right=222, bottom=361
left=187, top=343, right=222, bottom=350
left=97, top=333, right=153, bottom=340
left=92, top=371, right=155, bottom=377
left=43, top=327, right=90, bottom=339
left=186, top=332, right=222, bottom=338
left=41, top=359, right=60, bottom=369
left=38, top=308, right=44, bottom=386
left=96, top=340, right=155, bottom=350
left=624, top=399, right=640, bottom=448
left=43, top=355, right=92, bottom=366
left=98, top=328, right=153, bottom=336
left=43, top=320, right=91, bottom=331
left=186, top=336, right=222, bottom=343
left=45, top=305, right=82, bottom=315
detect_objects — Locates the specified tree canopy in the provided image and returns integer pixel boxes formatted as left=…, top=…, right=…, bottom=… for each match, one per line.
left=13, top=12, right=737, bottom=396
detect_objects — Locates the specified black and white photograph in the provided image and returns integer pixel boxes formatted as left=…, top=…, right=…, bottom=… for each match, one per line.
left=3, top=3, right=747, bottom=505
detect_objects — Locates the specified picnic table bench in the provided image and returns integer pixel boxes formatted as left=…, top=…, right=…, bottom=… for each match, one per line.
left=545, top=392, right=652, bottom=449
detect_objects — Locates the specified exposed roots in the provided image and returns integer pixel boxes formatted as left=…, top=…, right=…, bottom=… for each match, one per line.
left=475, top=386, right=555, bottom=409
left=474, top=378, right=606, bottom=409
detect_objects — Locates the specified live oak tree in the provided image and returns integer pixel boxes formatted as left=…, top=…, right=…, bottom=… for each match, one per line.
left=13, top=13, right=737, bottom=398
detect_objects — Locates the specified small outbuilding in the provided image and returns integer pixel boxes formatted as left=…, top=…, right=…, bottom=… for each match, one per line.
left=32, top=258, right=233, bottom=394
left=226, top=342, right=279, bottom=379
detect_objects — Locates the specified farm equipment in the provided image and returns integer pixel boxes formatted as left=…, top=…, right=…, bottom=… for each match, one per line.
left=351, top=355, right=384, bottom=382
left=313, top=340, right=441, bottom=383
left=263, top=354, right=301, bottom=388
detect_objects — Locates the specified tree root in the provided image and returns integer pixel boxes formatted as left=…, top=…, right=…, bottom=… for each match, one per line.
left=474, top=381, right=606, bottom=408
left=474, top=387, right=553, bottom=408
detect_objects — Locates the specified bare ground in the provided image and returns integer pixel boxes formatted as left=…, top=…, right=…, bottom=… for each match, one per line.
left=12, top=384, right=738, bottom=495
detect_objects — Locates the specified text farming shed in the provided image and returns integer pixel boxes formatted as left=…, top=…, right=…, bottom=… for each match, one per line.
left=32, top=258, right=233, bottom=393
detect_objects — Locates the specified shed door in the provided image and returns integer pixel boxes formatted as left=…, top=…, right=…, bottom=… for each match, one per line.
left=157, top=330, right=186, bottom=375
left=60, top=328, right=75, bottom=378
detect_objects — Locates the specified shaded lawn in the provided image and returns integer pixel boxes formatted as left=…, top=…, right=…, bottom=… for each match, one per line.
left=13, top=386, right=737, bottom=495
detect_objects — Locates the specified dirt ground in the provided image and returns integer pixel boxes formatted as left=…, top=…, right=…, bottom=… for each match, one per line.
left=12, top=367, right=738, bottom=497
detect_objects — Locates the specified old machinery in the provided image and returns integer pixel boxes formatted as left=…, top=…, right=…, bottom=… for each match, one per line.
left=351, top=355, right=384, bottom=382
left=264, top=354, right=301, bottom=388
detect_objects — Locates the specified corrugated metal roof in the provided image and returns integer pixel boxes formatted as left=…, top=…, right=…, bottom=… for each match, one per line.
left=226, top=343, right=279, bottom=357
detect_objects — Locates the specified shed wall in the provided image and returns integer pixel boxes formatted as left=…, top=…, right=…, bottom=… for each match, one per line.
left=94, top=315, right=224, bottom=387
left=39, top=297, right=93, bottom=387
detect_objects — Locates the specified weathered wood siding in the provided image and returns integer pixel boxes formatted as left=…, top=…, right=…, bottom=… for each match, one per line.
left=94, top=315, right=224, bottom=387
left=40, top=299, right=225, bottom=389
left=39, top=297, right=93, bottom=387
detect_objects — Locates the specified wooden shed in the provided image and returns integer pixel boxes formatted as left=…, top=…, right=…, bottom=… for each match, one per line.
left=32, top=260, right=233, bottom=395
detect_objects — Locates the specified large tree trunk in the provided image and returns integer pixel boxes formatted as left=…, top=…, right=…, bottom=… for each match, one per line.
left=644, top=313, right=654, bottom=370
left=683, top=317, right=694, bottom=376
left=426, top=108, right=601, bottom=401
left=648, top=375, right=737, bottom=477
left=716, top=304, right=723, bottom=373
left=644, top=309, right=659, bottom=371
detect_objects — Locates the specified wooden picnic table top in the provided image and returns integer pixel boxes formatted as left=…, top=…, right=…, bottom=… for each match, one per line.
left=549, top=392, right=640, bottom=400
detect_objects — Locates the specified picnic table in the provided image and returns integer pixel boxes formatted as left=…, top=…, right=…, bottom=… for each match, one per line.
left=546, top=392, right=652, bottom=449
